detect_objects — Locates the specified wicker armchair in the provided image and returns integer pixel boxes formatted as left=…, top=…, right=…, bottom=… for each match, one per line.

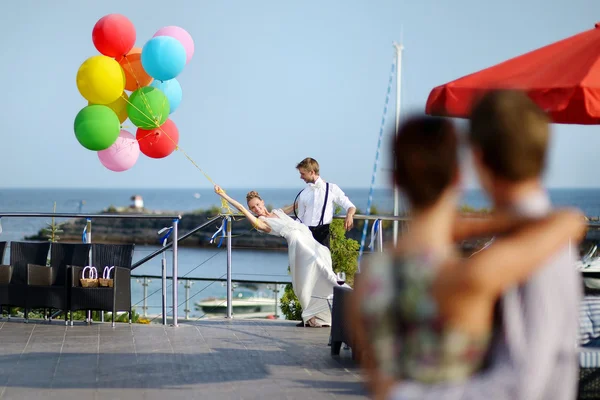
left=0, top=241, right=51, bottom=321
left=68, top=264, right=131, bottom=327
left=26, top=243, right=90, bottom=324
left=92, top=243, right=134, bottom=269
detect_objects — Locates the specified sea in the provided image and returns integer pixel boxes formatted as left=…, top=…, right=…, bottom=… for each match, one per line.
left=1, top=187, right=598, bottom=319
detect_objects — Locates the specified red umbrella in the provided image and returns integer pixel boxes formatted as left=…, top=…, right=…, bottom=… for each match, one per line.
left=426, top=23, right=600, bottom=124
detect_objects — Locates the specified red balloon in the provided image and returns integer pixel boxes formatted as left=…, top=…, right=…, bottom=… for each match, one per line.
left=92, top=14, right=136, bottom=58
left=136, top=119, right=179, bottom=159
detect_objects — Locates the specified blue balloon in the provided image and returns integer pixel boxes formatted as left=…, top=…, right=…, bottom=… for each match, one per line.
left=141, top=36, right=186, bottom=81
left=151, top=79, right=183, bottom=114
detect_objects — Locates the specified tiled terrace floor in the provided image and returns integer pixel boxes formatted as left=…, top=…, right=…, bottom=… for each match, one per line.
left=0, top=318, right=366, bottom=400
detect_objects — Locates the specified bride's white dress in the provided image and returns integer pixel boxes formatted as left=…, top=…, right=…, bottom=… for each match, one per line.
left=260, top=209, right=341, bottom=325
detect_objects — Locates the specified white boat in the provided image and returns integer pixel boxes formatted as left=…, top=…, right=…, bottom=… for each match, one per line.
left=195, top=286, right=276, bottom=316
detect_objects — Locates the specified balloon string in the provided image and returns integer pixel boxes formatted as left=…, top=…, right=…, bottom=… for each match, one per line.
left=121, top=55, right=169, bottom=128
left=120, top=55, right=233, bottom=213
left=118, top=91, right=235, bottom=215
left=121, top=55, right=159, bottom=126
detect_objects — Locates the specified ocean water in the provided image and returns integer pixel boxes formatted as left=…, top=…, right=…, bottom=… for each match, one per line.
left=0, top=187, right=598, bottom=319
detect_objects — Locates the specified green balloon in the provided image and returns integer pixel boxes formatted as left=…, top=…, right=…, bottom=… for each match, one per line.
left=127, top=87, right=170, bottom=129
left=74, top=105, right=120, bottom=151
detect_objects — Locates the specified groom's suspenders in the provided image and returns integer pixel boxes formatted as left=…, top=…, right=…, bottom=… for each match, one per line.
left=293, top=183, right=330, bottom=226
left=293, top=190, right=303, bottom=222
left=317, top=183, right=330, bottom=226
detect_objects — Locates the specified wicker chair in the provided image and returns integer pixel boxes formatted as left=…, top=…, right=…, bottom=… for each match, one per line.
left=91, top=243, right=135, bottom=270
left=68, top=265, right=131, bottom=327
left=64, top=243, right=134, bottom=326
left=0, top=241, right=51, bottom=321
left=26, top=243, right=90, bottom=324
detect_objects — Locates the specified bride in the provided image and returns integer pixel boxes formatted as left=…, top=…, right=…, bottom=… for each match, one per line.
left=214, top=185, right=343, bottom=327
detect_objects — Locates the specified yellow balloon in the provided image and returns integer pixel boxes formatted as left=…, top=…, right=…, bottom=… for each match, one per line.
left=77, top=55, right=125, bottom=105
left=89, top=92, right=128, bottom=124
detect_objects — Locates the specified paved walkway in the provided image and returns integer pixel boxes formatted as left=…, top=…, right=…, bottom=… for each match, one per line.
left=0, top=318, right=366, bottom=400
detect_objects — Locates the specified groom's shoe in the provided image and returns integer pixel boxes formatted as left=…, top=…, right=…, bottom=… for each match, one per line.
left=296, top=321, right=306, bottom=327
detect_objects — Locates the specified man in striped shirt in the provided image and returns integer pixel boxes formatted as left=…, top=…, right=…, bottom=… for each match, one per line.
left=381, top=90, right=582, bottom=400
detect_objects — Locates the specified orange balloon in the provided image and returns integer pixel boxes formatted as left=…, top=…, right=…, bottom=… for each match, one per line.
left=118, top=47, right=153, bottom=91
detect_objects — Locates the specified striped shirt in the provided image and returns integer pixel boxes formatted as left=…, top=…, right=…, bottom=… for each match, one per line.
left=388, top=191, right=582, bottom=400
left=579, top=294, right=600, bottom=346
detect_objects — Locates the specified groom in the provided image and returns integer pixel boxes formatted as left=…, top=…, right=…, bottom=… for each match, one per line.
left=293, top=157, right=356, bottom=249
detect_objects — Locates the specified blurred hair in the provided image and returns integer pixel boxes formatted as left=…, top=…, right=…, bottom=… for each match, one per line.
left=469, top=89, right=550, bottom=181
left=393, top=115, right=458, bottom=210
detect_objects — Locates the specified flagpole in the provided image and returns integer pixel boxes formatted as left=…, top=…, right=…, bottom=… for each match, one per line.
left=393, top=42, right=404, bottom=247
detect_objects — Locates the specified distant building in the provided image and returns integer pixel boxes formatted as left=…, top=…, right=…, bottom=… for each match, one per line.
left=130, top=195, right=144, bottom=210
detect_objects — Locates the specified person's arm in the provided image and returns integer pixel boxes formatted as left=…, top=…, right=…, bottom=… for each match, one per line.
left=459, top=209, right=585, bottom=297
left=331, top=184, right=356, bottom=230
left=214, top=185, right=271, bottom=232
left=280, top=202, right=297, bottom=215
left=344, top=206, right=356, bottom=231
left=452, top=212, right=524, bottom=242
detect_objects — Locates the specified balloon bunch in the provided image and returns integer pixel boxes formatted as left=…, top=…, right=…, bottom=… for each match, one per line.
left=74, top=14, right=194, bottom=172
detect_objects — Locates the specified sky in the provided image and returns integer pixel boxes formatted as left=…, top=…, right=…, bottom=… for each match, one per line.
left=0, top=0, right=598, bottom=189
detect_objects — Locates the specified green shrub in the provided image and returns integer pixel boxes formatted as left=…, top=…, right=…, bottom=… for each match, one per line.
left=280, top=283, right=303, bottom=321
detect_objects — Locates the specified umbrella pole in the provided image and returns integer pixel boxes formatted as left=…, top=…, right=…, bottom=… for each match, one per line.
left=393, top=42, right=404, bottom=247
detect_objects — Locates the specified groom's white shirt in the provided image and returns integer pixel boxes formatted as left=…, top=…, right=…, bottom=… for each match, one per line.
left=388, top=191, right=581, bottom=400
left=296, top=177, right=355, bottom=226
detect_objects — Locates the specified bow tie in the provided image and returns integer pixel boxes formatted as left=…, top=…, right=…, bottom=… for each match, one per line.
left=308, top=182, right=324, bottom=190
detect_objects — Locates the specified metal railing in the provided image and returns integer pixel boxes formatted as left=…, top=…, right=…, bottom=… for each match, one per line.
left=129, top=215, right=222, bottom=326
left=4, top=211, right=593, bottom=327
left=0, top=211, right=436, bottom=326
left=128, top=213, right=398, bottom=322
left=131, top=215, right=221, bottom=268
left=130, top=275, right=291, bottom=321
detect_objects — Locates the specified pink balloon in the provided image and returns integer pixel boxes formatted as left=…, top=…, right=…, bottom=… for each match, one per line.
left=97, top=130, right=140, bottom=172
left=153, top=26, right=194, bottom=64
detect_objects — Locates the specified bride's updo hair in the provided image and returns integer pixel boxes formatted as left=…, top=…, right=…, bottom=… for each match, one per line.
left=246, top=191, right=262, bottom=203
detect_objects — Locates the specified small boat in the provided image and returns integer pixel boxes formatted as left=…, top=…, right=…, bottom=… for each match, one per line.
left=195, top=287, right=276, bottom=316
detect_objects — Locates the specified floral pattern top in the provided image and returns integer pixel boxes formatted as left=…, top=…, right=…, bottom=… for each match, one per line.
left=360, top=251, right=490, bottom=384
